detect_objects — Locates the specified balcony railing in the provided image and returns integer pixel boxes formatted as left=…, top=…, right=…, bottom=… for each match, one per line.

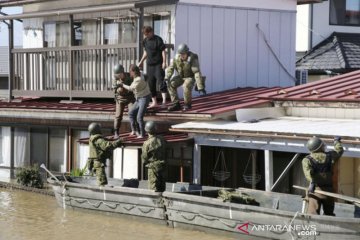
left=12, top=43, right=137, bottom=99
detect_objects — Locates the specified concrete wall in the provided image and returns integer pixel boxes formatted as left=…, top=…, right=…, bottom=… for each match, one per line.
left=175, top=2, right=296, bottom=92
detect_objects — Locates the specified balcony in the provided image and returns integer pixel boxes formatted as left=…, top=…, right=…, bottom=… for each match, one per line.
left=12, top=43, right=137, bottom=99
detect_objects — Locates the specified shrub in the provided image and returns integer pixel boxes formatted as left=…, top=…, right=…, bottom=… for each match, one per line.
left=70, top=167, right=86, bottom=177
left=16, top=165, right=44, bottom=189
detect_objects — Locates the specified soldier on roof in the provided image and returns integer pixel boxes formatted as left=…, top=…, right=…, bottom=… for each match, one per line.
left=165, top=43, right=206, bottom=111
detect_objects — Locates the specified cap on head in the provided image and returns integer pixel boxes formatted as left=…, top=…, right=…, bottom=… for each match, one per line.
left=306, top=136, right=324, bottom=152
left=113, top=64, right=125, bottom=75
left=144, top=121, right=157, bottom=134
left=177, top=43, right=189, bottom=54
left=88, top=122, right=102, bottom=135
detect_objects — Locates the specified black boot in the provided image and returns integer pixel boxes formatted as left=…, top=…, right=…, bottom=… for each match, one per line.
left=182, top=104, right=192, bottom=111
left=167, top=102, right=181, bottom=111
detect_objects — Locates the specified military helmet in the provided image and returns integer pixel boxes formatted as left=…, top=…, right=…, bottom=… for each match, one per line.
left=144, top=121, right=157, bottom=134
left=306, top=136, right=324, bottom=152
left=177, top=43, right=189, bottom=54
left=88, top=122, right=102, bottom=135
left=113, top=64, right=125, bottom=74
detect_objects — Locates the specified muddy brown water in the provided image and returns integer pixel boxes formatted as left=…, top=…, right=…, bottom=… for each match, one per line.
left=0, top=188, right=236, bottom=240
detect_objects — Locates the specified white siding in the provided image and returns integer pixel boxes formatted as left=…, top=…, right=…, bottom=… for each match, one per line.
left=175, top=3, right=296, bottom=93
left=311, top=1, right=360, bottom=48
left=0, top=47, right=9, bottom=76
left=179, top=0, right=296, bottom=11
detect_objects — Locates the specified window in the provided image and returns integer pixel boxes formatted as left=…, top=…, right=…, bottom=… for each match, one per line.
left=49, top=128, right=67, bottom=172
left=330, top=0, right=360, bottom=26
left=0, top=127, right=11, bottom=167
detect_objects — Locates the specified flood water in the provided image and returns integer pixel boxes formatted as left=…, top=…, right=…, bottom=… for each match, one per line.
left=0, top=188, right=235, bottom=240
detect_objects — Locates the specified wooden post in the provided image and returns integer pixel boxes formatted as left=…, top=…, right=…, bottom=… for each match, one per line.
left=265, top=150, right=273, bottom=191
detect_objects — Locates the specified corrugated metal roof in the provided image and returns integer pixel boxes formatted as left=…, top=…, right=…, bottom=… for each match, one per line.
left=259, top=70, right=360, bottom=102
left=79, top=131, right=192, bottom=146
left=0, top=87, right=280, bottom=120
left=171, top=117, right=360, bottom=141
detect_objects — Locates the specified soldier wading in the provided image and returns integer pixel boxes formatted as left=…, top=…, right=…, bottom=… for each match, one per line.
left=141, top=121, right=167, bottom=192
left=87, top=122, right=123, bottom=186
left=302, top=136, right=344, bottom=216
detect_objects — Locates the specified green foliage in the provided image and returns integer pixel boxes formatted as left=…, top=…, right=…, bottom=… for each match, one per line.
left=70, top=167, right=86, bottom=177
left=16, top=165, right=44, bottom=189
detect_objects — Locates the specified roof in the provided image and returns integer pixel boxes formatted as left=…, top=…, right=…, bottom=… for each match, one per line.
left=170, top=117, right=360, bottom=143
left=0, top=87, right=280, bottom=122
left=297, top=32, right=360, bottom=73
left=259, top=70, right=360, bottom=103
left=79, top=131, right=192, bottom=147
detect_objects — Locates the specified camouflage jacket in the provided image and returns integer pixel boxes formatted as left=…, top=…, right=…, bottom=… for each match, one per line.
left=113, top=75, right=135, bottom=102
left=302, top=140, right=344, bottom=187
left=141, top=134, right=167, bottom=169
left=165, top=52, right=202, bottom=82
left=89, top=134, right=122, bottom=163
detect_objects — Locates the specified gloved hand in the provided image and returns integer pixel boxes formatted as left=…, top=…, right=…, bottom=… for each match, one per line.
left=308, top=182, right=315, bottom=193
left=114, top=138, right=123, bottom=148
left=334, top=136, right=342, bottom=142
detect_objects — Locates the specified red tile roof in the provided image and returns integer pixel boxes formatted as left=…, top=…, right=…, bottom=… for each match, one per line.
left=79, top=131, right=192, bottom=146
left=259, top=70, right=360, bottom=102
left=0, top=87, right=280, bottom=120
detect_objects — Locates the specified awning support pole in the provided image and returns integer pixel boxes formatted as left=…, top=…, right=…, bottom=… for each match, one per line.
left=271, top=153, right=301, bottom=191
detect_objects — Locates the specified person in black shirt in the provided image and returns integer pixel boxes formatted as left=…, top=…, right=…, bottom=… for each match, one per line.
left=138, top=26, right=167, bottom=109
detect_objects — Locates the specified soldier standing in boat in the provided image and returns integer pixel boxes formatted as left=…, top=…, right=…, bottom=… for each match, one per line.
left=302, top=136, right=344, bottom=216
left=141, top=121, right=167, bottom=192
left=87, top=122, right=123, bottom=186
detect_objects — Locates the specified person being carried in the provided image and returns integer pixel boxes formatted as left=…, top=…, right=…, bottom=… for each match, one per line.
left=165, top=43, right=206, bottom=111
left=87, top=122, right=123, bottom=186
left=117, top=64, right=151, bottom=138
left=302, top=136, right=344, bottom=216
left=141, top=121, right=167, bottom=192
left=138, top=26, right=167, bottom=108
left=112, top=64, right=135, bottom=138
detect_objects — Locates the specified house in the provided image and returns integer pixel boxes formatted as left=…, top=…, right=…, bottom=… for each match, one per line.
left=0, top=0, right=326, bottom=193
left=296, top=0, right=360, bottom=81
left=171, top=70, right=360, bottom=197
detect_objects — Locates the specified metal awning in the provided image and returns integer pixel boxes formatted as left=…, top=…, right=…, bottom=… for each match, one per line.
left=0, top=0, right=177, bottom=20
left=170, top=117, right=360, bottom=157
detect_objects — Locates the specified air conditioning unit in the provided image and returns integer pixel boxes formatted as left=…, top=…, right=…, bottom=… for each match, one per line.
left=295, top=69, right=308, bottom=85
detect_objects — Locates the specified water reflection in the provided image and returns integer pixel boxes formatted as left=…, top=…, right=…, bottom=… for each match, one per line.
left=0, top=189, right=235, bottom=240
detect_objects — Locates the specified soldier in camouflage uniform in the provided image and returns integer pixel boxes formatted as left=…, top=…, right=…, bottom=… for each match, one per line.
left=112, top=64, right=135, bottom=138
left=302, top=136, right=343, bottom=216
left=141, top=121, right=167, bottom=192
left=165, top=43, right=206, bottom=111
left=87, top=122, right=123, bottom=186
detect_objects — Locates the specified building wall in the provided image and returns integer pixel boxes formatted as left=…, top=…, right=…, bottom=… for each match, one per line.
left=311, top=1, right=360, bottom=49
left=296, top=4, right=310, bottom=52
left=338, top=157, right=360, bottom=198
left=175, top=2, right=296, bottom=92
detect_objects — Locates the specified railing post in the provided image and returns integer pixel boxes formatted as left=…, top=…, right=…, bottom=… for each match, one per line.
left=137, top=7, right=144, bottom=63
left=8, top=19, right=13, bottom=102
left=68, top=14, right=75, bottom=101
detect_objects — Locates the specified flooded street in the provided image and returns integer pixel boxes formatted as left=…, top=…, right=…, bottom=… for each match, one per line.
left=0, top=188, right=234, bottom=240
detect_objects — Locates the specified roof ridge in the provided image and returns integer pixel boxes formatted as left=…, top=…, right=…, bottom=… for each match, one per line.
left=333, top=35, right=348, bottom=69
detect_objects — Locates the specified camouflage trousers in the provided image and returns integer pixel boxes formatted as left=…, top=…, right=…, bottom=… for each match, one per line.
left=167, top=76, right=195, bottom=105
left=114, top=98, right=134, bottom=130
left=148, top=167, right=165, bottom=192
left=307, top=186, right=335, bottom=216
left=93, top=160, right=108, bottom=186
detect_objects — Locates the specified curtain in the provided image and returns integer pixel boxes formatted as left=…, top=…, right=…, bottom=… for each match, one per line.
left=0, top=127, right=11, bottom=167
left=14, top=128, right=30, bottom=167
left=76, top=131, right=89, bottom=170
left=82, top=20, right=100, bottom=46
left=44, top=23, right=56, bottom=47
left=121, top=22, right=136, bottom=43
left=57, top=23, right=69, bottom=47
left=105, top=22, right=119, bottom=45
